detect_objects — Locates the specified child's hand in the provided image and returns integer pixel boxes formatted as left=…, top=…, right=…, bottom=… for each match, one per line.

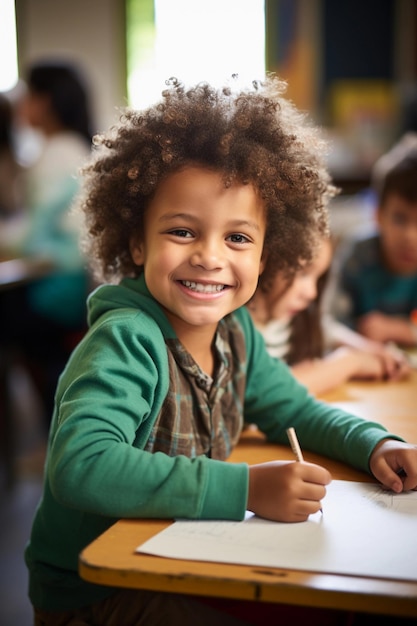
left=358, top=311, right=416, bottom=346
left=372, top=344, right=411, bottom=381
left=247, top=461, right=331, bottom=522
left=330, top=347, right=387, bottom=380
left=338, top=346, right=410, bottom=381
left=369, top=439, right=417, bottom=493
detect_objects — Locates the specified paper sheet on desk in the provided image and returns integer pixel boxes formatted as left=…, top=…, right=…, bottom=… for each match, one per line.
left=137, top=480, right=417, bottom=582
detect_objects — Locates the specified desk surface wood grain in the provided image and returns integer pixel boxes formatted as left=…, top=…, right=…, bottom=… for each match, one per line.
left=79, top=372, right=417, bottom=618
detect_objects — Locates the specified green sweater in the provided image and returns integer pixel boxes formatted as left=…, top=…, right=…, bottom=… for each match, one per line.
left=25, top=275, right=401, bottom=611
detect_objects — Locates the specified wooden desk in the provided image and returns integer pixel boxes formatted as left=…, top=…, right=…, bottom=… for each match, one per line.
left=0, top=256, right=55, bottom=291
left=79, top=373, right=417, bottom=618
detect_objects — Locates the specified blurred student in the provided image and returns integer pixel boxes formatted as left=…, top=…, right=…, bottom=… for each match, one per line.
left=336, top=142, right=417, bottom=347
left=0, top=60, right=94, bottom=421
left=247, top=237, right=410, bottom=396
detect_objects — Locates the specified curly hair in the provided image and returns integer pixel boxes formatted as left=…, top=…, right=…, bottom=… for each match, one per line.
left=77, top=75, right=336, bottom=285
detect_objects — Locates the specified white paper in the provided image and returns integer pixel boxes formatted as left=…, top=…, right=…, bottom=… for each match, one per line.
left=137, top=480, right=417, bottom=581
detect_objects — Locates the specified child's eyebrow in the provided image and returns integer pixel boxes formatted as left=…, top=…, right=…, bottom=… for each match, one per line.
left=158, top=213, right=262, bottom=232
left=227, top=219, right=263, bottom=233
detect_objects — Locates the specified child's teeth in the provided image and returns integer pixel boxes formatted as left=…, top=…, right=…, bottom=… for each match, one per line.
left=183, top=281, right=224, bottom=293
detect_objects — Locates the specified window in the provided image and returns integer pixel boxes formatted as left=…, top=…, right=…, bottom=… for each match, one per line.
left=0, top=0, right=19, bottom=92
left=127, top=0, right=266, bottom=110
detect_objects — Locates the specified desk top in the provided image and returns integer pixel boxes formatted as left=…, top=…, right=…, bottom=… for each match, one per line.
left=79, top=373, right=417, bottom=618
left=0, top=256, right=55, bottom=290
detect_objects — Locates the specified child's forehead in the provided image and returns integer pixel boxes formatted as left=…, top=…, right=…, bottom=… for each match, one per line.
left=154, top=164, right=264, bottom=202
left=148, top=165, right=267, bottom=220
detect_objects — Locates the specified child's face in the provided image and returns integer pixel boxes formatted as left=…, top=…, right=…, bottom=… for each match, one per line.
left=265, top=238, right=332, bottom=321
left=378, top=193, right=417, bottom=275
left=131, top=166, right=266, bottom=340
left=18, top=89, right=53, bottom=131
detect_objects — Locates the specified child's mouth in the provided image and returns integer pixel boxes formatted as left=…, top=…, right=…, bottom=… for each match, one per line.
left=181, top=280, right=226, bottom=294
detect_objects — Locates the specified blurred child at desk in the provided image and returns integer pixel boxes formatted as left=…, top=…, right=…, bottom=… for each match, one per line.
left=25, top=76, right=417, bottom=626
left=336, top=139, right=417, bottom=347
left=247, top=236, right=410, bottom=396
left=0, top=60, right=94, bottom=422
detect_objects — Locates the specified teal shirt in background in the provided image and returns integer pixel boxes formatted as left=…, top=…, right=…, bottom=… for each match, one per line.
left=340, top=235, right=417, bottom=322
left=20, top=132, right=90, bottom=327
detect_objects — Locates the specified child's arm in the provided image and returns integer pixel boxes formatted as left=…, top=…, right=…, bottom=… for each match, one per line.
left=291, top=346, right=409, bottom=396
left=357, top=311, right=417, bottom=346
left=325, top=314, right=409, bottom=354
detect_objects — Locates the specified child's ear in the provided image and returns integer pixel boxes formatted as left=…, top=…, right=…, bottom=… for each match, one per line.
left=259, top=253, right=267, bottom=275
left=130, top=237, right=145, bottom=266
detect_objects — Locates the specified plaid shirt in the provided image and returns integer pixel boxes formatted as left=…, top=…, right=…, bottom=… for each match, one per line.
left=144, top=315, right=247, bottom=460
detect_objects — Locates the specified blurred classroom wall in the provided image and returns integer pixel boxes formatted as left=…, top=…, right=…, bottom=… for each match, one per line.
left=14, top=0, right=417, bottom=189
left=15, top=0, right=128, bottom=133
left=266, top=0, right=417, bottom=189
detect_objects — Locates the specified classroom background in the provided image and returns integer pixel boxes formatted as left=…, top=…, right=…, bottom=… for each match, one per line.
left=1, top=1, right=417, bottom=625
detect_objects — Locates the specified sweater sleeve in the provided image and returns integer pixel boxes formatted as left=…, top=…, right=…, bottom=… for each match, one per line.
left=235, top=307, right=404, bottom=474
left=48, top=308, right=248, bottom=521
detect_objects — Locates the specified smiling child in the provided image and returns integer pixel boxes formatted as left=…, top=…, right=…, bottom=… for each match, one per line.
left=25, top=76, right=417, bottom=626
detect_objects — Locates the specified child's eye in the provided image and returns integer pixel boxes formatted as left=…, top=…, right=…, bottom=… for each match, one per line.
left=391, top=212, right=408, bottom=226
left=169, top=229, right=193, bottom=238
left=227, top=233, right=250, bottom=244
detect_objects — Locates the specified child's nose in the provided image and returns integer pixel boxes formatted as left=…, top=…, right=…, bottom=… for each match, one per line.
left=190, top=239, right=224, bottom=270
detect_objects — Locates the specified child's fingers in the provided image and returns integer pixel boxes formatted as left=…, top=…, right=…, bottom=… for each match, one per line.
left=370, top=441, right=417, bottom=492
left=247, top=461, right=330, bottom=522
left=298, top=461, right=332, bottom=487
left=286, top=463, right=328, bottom=521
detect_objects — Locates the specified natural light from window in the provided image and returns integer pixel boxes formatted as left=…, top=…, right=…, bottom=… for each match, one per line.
left=0, top=0, right=19, bottom=92
left=128, top=0, right=265, bottom=110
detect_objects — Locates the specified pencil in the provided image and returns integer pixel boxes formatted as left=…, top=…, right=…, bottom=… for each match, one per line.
left=286, top=427, right=323, bottom=514
left=286, top=427, right=304, bottom=462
